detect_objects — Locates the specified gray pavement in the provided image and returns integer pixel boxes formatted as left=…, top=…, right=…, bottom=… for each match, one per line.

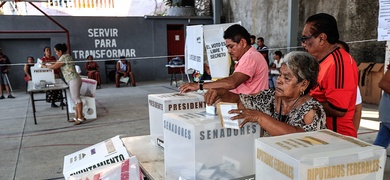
left=0, top=81, right=388, bottom=180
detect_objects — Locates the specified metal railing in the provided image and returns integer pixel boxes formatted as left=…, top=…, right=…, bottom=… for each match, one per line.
left=47, top=0, right=114, bottom=8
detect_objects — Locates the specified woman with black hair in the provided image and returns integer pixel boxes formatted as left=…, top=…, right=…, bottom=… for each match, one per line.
left=44, top=43, right=85, bottom=125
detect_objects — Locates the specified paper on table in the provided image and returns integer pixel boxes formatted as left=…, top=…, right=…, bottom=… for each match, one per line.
left=217, top=102, right=242, bottom=129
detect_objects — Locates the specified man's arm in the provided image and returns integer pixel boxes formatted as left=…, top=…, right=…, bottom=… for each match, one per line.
left=179, top=72, right=249, bottom=93
left=126, top=62, right=131, bottom=73
left=320, top=102, right=346, bottom=117
left=379, top=69, right=390, bottom=94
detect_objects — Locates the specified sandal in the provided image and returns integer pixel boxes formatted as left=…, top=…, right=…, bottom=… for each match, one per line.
left=74, top=118, right=86, bottom=125
left=68, top=118, right=77, bottom=122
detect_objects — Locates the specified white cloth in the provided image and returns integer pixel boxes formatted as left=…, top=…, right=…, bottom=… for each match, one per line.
left=356, top=86, right=362, bottom=105
left=118, top=60, right=127, bottom=71
left=271, top=58, right=283, bottom=75
left=75, top=65, right=82, bottom=74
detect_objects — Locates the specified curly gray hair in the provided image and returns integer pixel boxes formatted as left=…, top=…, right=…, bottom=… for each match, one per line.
left=282, top=51, right=319, bottom=95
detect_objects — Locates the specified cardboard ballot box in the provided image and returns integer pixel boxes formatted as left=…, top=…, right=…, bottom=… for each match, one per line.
left=31, top=67, right=55, bottom=86
left=358, top=63, right=384, bottom=105
left=148, top=92, right=205, bottom=146
left=80, top=78, right=97, bottom=97
left=67, top=95, right=97, bottom=119
left=69, top=157, right=142, bottom=180
left=63, top=135, right=131, bottom=180
left=163, top=110, right=260, bottom=180
left=255, top=129, right=386, bottom=180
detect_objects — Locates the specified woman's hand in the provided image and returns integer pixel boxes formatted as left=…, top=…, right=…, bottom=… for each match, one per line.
left=229, top=109, right=262, bottom=128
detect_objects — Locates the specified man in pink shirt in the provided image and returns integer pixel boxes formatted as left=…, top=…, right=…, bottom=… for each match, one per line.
left=179, top=24, right=268, bottom=95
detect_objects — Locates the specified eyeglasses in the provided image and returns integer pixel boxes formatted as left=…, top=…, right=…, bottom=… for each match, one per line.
left=300, top=34, right=318, bottom=43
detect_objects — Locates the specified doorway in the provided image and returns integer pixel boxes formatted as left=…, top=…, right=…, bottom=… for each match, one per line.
left=166, top=24, right=185, bottom=75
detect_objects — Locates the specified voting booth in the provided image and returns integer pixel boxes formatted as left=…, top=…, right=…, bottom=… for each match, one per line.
left=67, top=78, right=97, bottom=119
left=255, top=129, right=386, bottom=180
left=185, top=22, right=241, bottom=80
left=63, top=136, right=139, bottom=180
left=148, top=92, right=205, bottom=146
left=163, top=109, right=260, bottom=180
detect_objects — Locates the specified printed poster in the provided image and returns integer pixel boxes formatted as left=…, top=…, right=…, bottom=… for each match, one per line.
left=203, top=22, right=241, bottom=78
left=378, top=0, right=390, bottom=41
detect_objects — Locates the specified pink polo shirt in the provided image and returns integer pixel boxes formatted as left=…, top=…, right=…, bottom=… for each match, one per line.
left=230, top=47, right=269, bottom=95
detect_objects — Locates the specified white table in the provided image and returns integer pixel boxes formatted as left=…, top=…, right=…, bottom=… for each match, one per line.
left=122, top=135, right=164, bottom=180
left=27, top=78, right=69, bottom=124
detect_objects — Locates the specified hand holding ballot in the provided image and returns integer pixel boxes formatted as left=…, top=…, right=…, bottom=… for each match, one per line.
left=227, top=108, right=265, bottom=129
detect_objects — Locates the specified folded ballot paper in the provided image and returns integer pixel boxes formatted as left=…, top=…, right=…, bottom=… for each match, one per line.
left=217, top=102, right=242, bottom=129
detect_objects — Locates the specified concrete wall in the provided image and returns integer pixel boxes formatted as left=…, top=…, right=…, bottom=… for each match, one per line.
left=221, top=0, right=385, bottom=64
left=0, top=15, right=212, bottom=89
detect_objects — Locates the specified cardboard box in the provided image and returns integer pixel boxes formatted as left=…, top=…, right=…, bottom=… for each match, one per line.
left=163, top=109, right=260, bottom=179
left=255, top=129, right=386, bottom=180
left=80, top=78, right=97, bottom=97
left=359, top=63, right=384, bottom=105
left=66, top=95, right=97, bottom=120
left=148, top=92, right=205, bottom=146
left=31, top=67, right=55, bottom=86
left=63, top=135, right=131, bottom=180
left=68, top=157, right=142, bottom=180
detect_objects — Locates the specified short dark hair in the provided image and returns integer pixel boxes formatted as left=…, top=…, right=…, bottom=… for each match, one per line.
left=87, top=55, right=93, bottom=60
left=250, top=35, right=256, bottom=39
left=43, top=46, right=50, bottom=52
left=305, top=13, right=339, bottom=44
left=257, top=37, right=264, bottom=42
left=27, top=56, right=35, bottom=61
left=223, top=24, right=251, bottom=46
left=119, top=56, right=126, bottom=59
left=336, top=40, right=350, bottom=53
left=54, top=43, right=68, bottom=53
left=274, top=50, right=283, bottom=57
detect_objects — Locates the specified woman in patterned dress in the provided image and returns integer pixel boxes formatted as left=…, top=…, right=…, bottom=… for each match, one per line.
left=205, top=51, right=326, bottom=136
left=44, top=43, right=85, bottom=125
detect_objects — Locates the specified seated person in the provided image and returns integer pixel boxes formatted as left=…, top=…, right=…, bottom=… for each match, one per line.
left=269, top=51, right=283, bottom=89
left=204, top=51, right=327, bottom=136
left=24, top=56, right=34, bottom=82
left=85, top=55, right=101, bottom=88
left=115, top=56, right=136, bottom=87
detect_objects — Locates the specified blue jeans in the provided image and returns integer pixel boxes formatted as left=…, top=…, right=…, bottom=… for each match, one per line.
left=373, top=122, right=390, bottom=149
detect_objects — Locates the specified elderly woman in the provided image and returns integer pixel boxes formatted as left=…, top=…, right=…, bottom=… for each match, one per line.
left=44, top=43, right=85, bottom=125
left=205, top=51, right=326, bottom=136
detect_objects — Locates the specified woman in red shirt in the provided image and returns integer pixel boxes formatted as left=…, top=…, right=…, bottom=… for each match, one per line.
left=85, top=55, right=101, bottom=88
left=42, top=46, right=63, bottom=107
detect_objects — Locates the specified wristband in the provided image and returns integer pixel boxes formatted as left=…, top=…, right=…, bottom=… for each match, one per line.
left=199, top=80, right=204, bottom=90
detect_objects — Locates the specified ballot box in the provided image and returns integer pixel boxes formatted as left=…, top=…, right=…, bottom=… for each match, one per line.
left=63, top=136, right=133, bottom=180
left=31, top=67, right=55, bottom=86
left=148, top=92, right=205, bottom=146
left=255, top=129, right=386, bottom=180
left=67, top=95, right=97, bottom=119
left=67, top=78, right=97, bottom=119
left=163, top=109, right=260, bottom=180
